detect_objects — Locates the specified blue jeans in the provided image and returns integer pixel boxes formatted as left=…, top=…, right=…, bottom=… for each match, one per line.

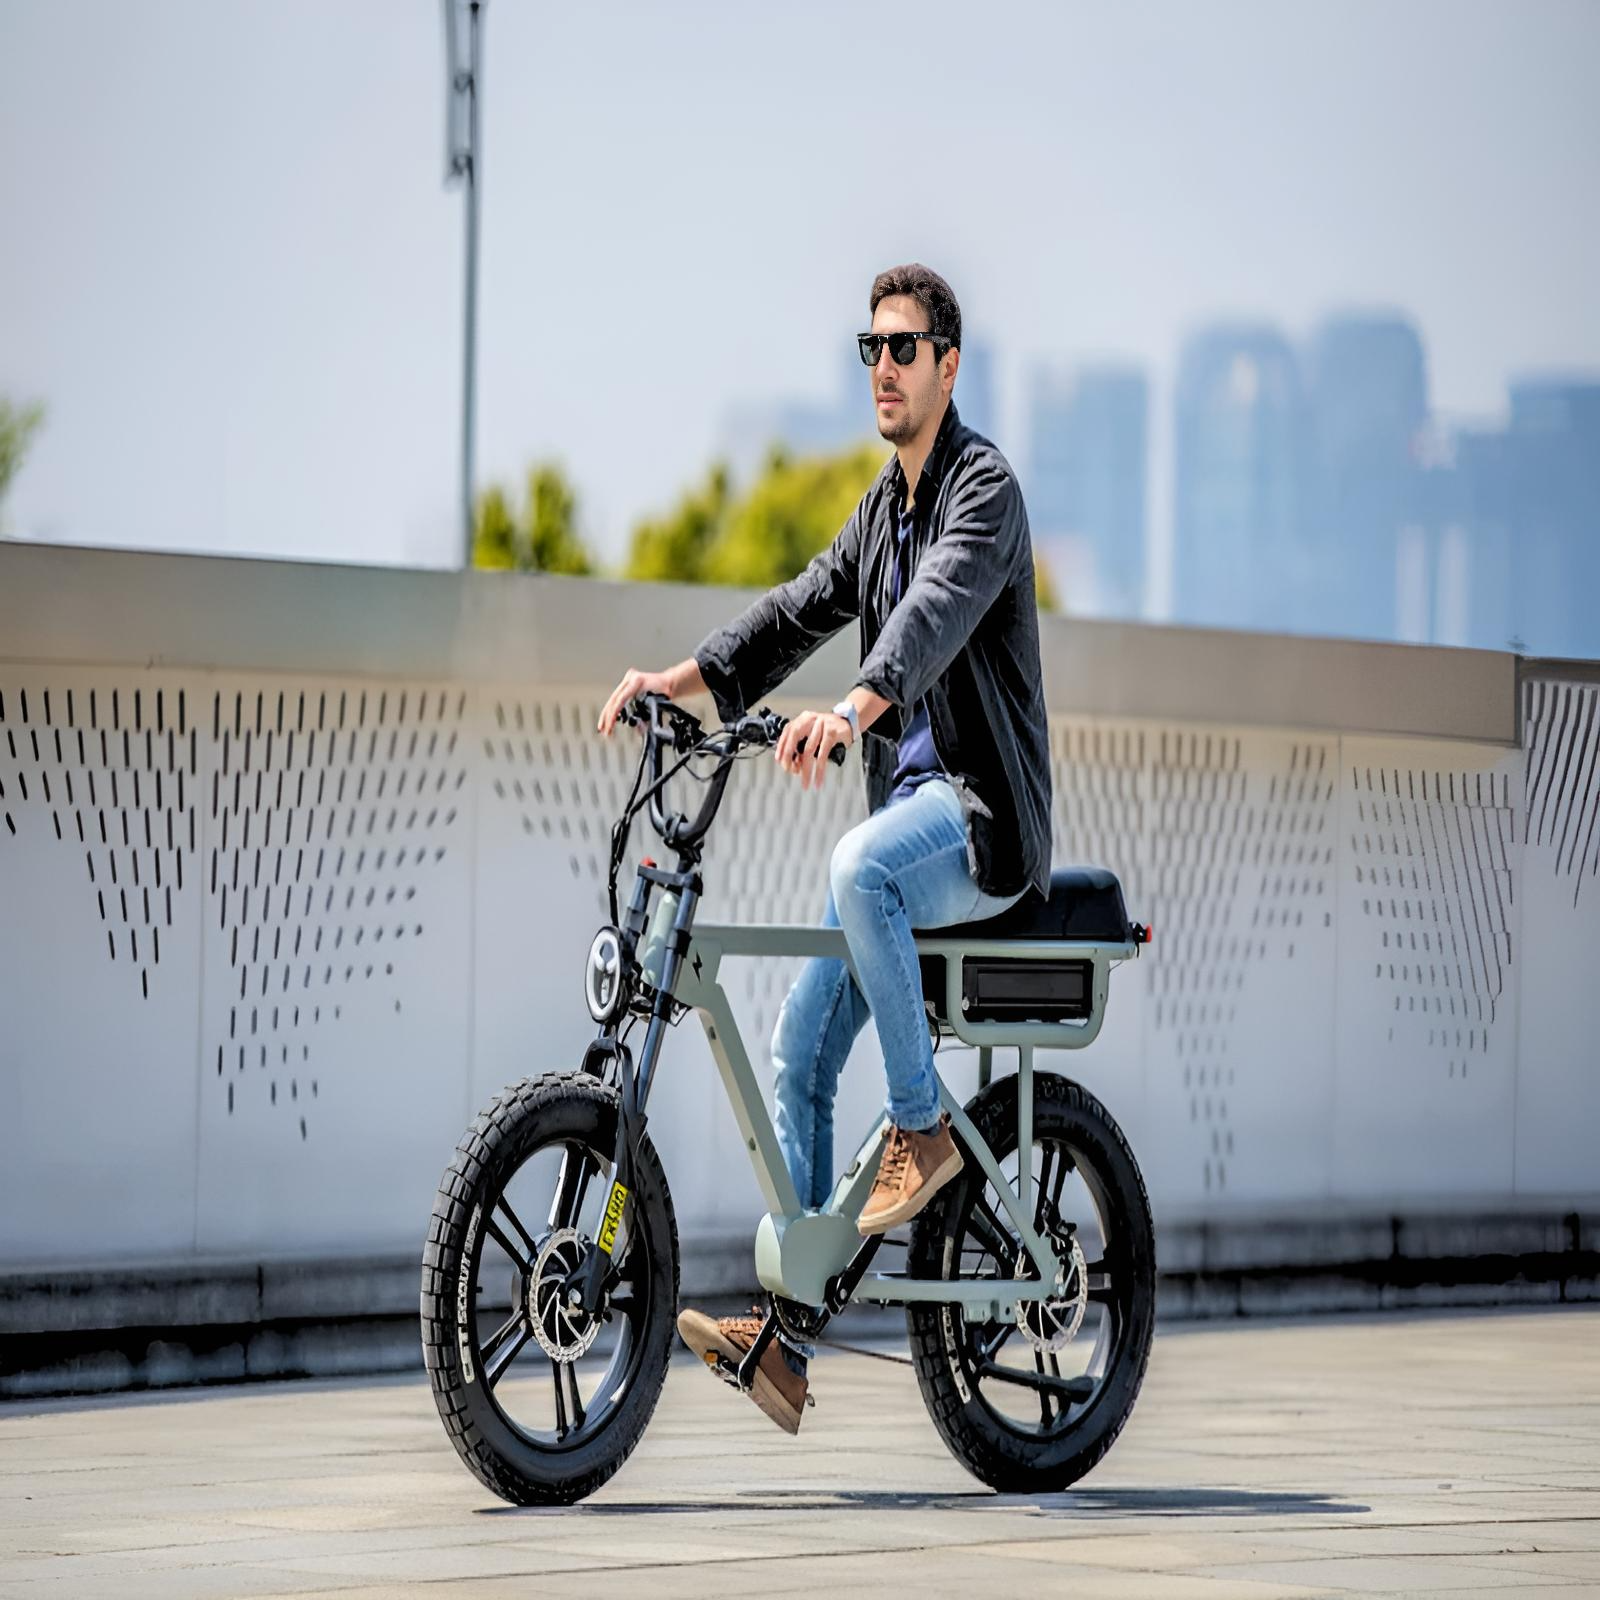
left=771, top=777, right=1028, bottom=1213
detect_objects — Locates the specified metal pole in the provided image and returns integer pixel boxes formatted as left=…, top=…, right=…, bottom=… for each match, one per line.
left=459, top=1, right=483, bottom=569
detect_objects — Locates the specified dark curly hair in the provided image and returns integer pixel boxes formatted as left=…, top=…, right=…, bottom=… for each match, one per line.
left=869, top=263, right=962, bottom=351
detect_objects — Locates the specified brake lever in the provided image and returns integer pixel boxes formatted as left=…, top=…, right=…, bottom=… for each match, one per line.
left=749, top=705, right=848, bottom=766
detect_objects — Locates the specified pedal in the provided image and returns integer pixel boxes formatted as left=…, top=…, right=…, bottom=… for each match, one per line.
left=704, top=1351, right=740, bottom=1388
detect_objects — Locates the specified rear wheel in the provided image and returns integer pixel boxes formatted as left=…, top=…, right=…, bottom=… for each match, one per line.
left=906, top=1071, right=1155, bottom=1492
left=421, top=1071, right=678, bottom=1505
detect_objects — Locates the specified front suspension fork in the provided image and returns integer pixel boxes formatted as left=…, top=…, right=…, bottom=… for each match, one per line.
left=577, top=875, right=699, bottom=1316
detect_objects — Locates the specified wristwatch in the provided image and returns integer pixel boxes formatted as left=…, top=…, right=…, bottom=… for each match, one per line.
left=830, top=698, right=860, bottom=745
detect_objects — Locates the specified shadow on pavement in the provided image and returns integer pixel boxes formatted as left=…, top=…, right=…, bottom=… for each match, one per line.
left=480, top=1486, right=1367, bottom=1518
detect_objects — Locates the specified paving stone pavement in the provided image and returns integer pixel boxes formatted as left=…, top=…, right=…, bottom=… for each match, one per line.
left=1, top=1304, right=1597, bottom=1598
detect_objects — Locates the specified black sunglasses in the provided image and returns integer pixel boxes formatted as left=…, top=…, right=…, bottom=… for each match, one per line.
left=857, top=330, right=951, bottom=368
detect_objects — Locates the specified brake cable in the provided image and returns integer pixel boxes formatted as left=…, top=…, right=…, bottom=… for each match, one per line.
left=604, top=704, right=808, bottom=924
left=606, top=722, right=748, bottom=922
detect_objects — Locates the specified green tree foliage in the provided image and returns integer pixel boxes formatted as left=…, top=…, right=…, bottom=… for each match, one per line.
left=626, top=436, right=1062, bottom=614
left=625, top=441, right=887, bottom=587
left=0, top=398, right=45, bottom=523
left=473, top=485, right=518, bottom=570
left=526, top=464, right=590, bottom=574
left=703, top=442, right=889, bottom=588
left=624, top=462, right=732, bottom=584
left=471, top=463, right=595, bottom=575
left=1033, top=550, right=1060, bottom=613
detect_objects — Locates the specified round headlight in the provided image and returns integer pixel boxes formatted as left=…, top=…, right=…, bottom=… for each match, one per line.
left=584, top=925, right=628, bottom=1024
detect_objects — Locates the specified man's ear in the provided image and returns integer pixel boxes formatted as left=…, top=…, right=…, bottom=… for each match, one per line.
left=943, top=345, right=961, bottom=397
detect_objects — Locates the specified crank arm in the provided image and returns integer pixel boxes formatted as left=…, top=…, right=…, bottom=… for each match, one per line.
left=732, top=1306, right=780, bottom=1392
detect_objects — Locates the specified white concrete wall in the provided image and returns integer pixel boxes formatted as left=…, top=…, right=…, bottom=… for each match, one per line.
left=1, top=548, right=1595, bottom=1272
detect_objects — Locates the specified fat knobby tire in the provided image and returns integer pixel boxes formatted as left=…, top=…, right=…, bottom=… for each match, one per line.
left=420, top=1071, right=679, bottom=1505
left=906, top=1070, right=1156, bottom=1493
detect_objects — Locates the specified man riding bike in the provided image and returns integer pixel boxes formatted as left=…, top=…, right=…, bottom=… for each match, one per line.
left=597, top=262, right=1053, bottom=1434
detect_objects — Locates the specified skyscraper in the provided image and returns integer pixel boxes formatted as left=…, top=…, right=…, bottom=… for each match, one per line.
left=1303, top=314, right=1430, bottom=641
left=1414, top=381, right=1600, bottom=658
left=1027, top=366, right=1148, bottom=616
left=1418, top=420, right=1514, bottom=651
left=1503, top=378, right=1600, bottom=658
left=1172, top=324, right=1303, bottom=630
left=954, top=340, right=998, bottom=445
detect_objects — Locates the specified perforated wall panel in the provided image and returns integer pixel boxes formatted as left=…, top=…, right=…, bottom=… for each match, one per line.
left=1514, top=677, right=1600, bottom=1193
left=3, top=655, right=1596, bottom=1270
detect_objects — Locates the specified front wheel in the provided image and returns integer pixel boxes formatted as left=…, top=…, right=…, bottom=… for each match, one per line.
left=906, top=1070, right=1156, bottom=1492
left=421, top=1071, right=679, bottom=1505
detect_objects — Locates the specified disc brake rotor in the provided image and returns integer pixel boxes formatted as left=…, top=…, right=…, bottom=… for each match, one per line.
left=528, top=1226, right=603, bottom=1363
left=1015, top=1233, right=1089, bottom=1354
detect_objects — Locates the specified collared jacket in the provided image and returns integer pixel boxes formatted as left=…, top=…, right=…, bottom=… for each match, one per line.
left=692, top=402, right=1053, bottom=903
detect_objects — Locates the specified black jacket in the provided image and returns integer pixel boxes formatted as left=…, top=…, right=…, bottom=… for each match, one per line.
left=692, top=403, right=1053, bottom=903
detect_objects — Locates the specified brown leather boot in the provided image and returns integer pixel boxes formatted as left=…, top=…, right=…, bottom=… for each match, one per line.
left=857, top=1113, right=964, bottom=1235
left=675, top=1306, right=809, bottom=1435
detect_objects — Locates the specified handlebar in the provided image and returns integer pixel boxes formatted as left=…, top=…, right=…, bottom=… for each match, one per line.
left=736, top=709, right=851, bottom=768
left=601, top=691, right=853, bottom=920
left=618, top=691, right=848, bottom=852
left=619, top=694, right=849, bottom=766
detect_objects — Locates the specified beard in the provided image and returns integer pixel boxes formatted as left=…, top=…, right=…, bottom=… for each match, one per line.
left=876, top=389, right=924, bottom=443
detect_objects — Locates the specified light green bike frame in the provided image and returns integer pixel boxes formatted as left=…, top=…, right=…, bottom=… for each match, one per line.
left=638, top=891, right=1136, bottom=1324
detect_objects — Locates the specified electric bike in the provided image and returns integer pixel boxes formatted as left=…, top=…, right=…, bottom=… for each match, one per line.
left=421, top=692, right=1156, bottom=1504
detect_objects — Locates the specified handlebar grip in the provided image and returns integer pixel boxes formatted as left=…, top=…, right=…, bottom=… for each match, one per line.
left=796, top=733, right=850, bottom=767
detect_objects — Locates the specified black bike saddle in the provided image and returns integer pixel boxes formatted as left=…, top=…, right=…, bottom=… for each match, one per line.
left=917, top=866, right=1132, bottom=945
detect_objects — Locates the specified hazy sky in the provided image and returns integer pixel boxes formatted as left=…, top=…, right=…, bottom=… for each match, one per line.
left=3, top=0, right=1597, bottom=606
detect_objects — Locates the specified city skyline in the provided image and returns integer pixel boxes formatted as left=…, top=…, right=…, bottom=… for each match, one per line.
left=3, top=2, right=1597, bottom=650
left=715, top=300, right=1597, bottom=658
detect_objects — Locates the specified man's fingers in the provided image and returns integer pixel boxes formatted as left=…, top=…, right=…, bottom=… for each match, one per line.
left=775, top=711, right=842, bottom=785
left=618, top=674, right=639, bottom=724
left=598, top=670, right=640, bottom=734
left=776, top=712, right=805, bottom=770
left=817, top=735, right=836, bottom=785
left=794, top=718, right=812, bottom=768
left=599, top=679, right=621, bottom=733
left=808, top=733, right=834, bottom=789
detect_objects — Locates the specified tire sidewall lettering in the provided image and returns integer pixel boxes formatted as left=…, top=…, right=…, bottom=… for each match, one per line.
left=457, top=1201, right=482, bottom=1383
